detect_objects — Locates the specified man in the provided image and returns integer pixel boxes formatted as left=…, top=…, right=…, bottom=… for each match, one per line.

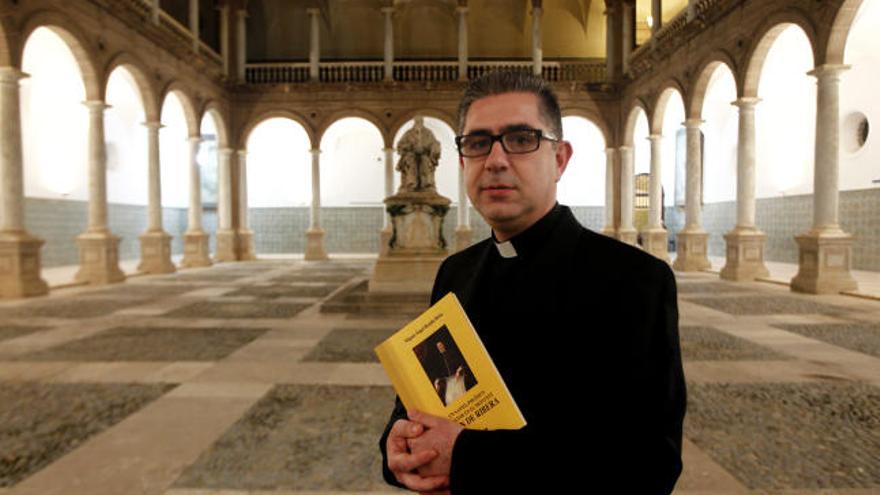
left=379, top=70, right=686, bottom=493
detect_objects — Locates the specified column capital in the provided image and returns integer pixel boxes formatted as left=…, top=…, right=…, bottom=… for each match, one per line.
left=237, top=149, right=248, bottom=159
left=732, top=96, right=761, bottom=108
left=235, top=8, right=248, bottom=18
left=619, top=144, right=633, bottom=152
left=218, top=147, right=234, bottom=157
left=306, top=7, right=321, bottom=16
left=383, top=147, right=394, bottom=153
left=380, top=6, right=395, bottom=15
left=310, top=148, right=322, bottom=156
left=0, top=67, right=29, bottom=84
left=143, top=121, right=164, bottom=130
left=604, top=147, right=617, bottom=156
left=187, top=135, right=202, bottom=144
left=684, top=118, right=704, bottom=129
left=807, top=64, right=851, bottom=79
left=82, top=100, right=111, bottom=112
left=456, top=6, right=469, bottom=14
left=647, top=133, right=662, bottom=141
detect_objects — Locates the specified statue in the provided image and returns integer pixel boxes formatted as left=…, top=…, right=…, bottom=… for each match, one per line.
left=396, top=117, right=440, bottom=192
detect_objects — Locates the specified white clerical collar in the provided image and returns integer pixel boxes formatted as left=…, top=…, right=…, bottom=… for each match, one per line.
left=494, top=239, right=518, bottom=258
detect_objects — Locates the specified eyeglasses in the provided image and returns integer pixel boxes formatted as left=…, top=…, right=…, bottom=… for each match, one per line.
left=455, top=129, right=560, bottom=158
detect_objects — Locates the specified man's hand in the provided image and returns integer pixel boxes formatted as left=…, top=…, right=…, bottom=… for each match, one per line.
left=406, top=409, right=465, bottom=479
left=386, top=418, right=450, bottom=492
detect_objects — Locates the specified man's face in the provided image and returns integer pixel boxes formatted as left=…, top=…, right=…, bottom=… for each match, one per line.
left=436, top=341, right=446, bottom=353
left=460, top=92, right=572, bottom=240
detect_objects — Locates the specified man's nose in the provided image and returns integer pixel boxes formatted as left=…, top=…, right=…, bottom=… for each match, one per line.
left=484, top=139, right=510, bottom=171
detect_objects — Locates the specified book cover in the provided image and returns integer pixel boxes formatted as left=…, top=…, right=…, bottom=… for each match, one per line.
left=374, top=292, right=526, bottom=430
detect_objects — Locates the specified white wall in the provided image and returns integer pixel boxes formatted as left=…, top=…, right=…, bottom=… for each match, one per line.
left=702, top=64, right=738, bottom=203
left=393, top=117, right=459, bottom=203
left=660, top=91, right=685, bottom=207
left=755, top=25, right=816, bottom=199
left=632, top=110, right=650, bottom=175
left=840, top=0, right=880, bottom=191
left=557, top=116, right=606, bottom=206
left=21, top=27, right=88, bottom=201
left=106, top=68, right=147, bottom=206
left=322, top=118, right=385, bottom=207
left=159, top=93, right=190, bottom=208
left=247, top=118, right=312, bottom=207
left=199, top=115, right=220, bottom=206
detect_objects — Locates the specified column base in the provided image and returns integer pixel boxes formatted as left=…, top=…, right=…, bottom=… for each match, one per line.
left=617, top=227, right=638, bottom=246
left=790, top=229, right=858, bottom=294
left=74, top=231, right=126, bottom=284
left=369, top=254, right=445, bottom=294
left=215, top=229, right=239, bottom=262
left=720, top=228, right=769, bottom=281
left=454, top=226, right=473, bottom=253
left=379, top=226, right=392, bottom=257
left=181, top=231, right=213, bottom=268
left=601, top=226, right=617, bottom=238
left=642, top=228, right=670, bottom=262
left=0, top=231, right=49, bottom=298
left=305, top=228, right=329, bottom=261
left=137, top=230, right=176, bottom=274
left=238, top=229, right=257, bottom=261
left=673, top=229, right=711, bottom=272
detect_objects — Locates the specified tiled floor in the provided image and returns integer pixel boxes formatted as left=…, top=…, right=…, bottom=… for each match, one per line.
left=0, top=258, right=877, bottom=494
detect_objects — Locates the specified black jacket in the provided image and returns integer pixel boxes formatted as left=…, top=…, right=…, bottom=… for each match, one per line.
left=379, top=204, right=686, bottom=493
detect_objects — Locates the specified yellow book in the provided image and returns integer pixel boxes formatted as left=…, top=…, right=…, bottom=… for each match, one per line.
left=374, top=292, right=526, bottom=430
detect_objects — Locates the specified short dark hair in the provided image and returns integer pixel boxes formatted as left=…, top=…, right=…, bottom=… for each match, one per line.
left=457, top=70, right=563, bottom=140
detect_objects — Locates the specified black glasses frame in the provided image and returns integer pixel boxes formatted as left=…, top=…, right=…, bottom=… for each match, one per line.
left=455, top=128, right=560, bottom=158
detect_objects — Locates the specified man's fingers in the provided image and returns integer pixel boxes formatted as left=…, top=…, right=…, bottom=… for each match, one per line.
left=389, top=418, right=424, bottom=440
left=398, top=472, right=449, bottom=492
left=408, top=409, right=442, bottom=428
left=389, top=448, right=438, bottom=473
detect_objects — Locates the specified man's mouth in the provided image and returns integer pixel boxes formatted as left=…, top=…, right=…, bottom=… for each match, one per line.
left=481, top=185, right=515, bottom=191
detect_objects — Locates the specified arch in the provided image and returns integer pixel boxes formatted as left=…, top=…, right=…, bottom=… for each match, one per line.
left=688, top=54, right=738, bottom=120
left=104, top=52, right=159, bottom=122
left=742, top=12, right=819, bottom=97
left=560, top=107, right=612, bottom=149
left=827, top=0, right=869, bottom=64
left=0, top=15, right=13, bottom=67
left=201, top=100, right=230, bottom=149
left=316, top=108, right=387, bottom=148
left=390, top=108, right=457, bottom=144
left=650, top=80, right=687, bottom=135
left=623, top=99, right=650, bottom=146
left=240, top=109, right=315, bottom=150
left=19, top=10, right=102, bottom=101
left=159, top=81, right=199, bottom=136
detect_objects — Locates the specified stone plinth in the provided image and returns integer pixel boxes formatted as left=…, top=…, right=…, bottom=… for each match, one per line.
left=617, top=227, right=638, bottom=246
left=642, top=228, right=670, bottom=262
left=181, top=231, right=213, bottom=268
left=74, top=231, right=125, bottom=284
left=454, top=226, right=473, bottom=253
left=239, top=229, right=257, bottom=261
left=0, top=231, right=49, bottom=298
left=370, top=191, right=450, bottom=293
left=379, top=226, right=392, bottom=257
left=215, top=229, right=239, bottom=262
left=305, top=228, right=329, bottom=261
left=720, top=228, right=769, bottom=281
left=137, top=231, right=176, bottom=274
left=673, top=230, right=710, bottom=272
left=601, top=226, right=617, bottom=238
left=790, top=230, right=858, bottom=294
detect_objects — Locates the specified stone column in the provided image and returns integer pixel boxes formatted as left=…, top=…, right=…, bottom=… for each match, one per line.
left=643, top=134, right=669, bottom=261
left=74, top=101, right=125, bottom=284
left=138, top=121, right=175, bottom=274
left=602, top=147, right=617, bottom=237
left=721, top=97, right=769, bottom=281
left=151, top=0, right=160, bottom=25
left=380, top=147, right=394, bottom=255
left=531, top=2, right=543, bottom=76
left=455, top=162, right=473, bottom=252
left=621, top=1, right=633, bottom=74
left=237, top=149, right=256, bottom=260
left=219, top=4, right=230, bottom=77
left=652, top=0, right=662, bottom=36
left=604, top=5, right=618, bottom=82
left=791, top=65, right=857, bottom=294
left=308, top=8, right=320, bottom=82
left=215, top=147, right=238, bottom=261
left=181, top=136, right=212, bottom=267
left=189, top=0, right=199, bottom=52
left=617, top=146, right=637, bottom=245
left=673, top=118, right=710, bottom=271
left=687, top=0, right=697, bottom=21
left=306, top=148, right=328, bottom=260
left=0, top=68, right=48, bottom=298
left=236, top=8, right=247, bottom=83
left=457, top=6, right=469, bottom=81
left=382, top=7, right=394, bottom=82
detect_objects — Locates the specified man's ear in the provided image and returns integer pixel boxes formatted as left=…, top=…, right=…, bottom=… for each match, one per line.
left=555, top=141, right=573, bottom=182
left=459, top=156, right=465, bottom=169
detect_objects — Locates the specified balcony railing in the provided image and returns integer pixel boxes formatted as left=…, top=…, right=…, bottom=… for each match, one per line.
left=246, top=60, right=606, bottom=85
left=117, top=0, right=222, bottom=66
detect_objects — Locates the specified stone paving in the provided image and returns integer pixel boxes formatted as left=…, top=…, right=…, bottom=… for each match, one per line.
left=0, top=259, right=877, bottom=495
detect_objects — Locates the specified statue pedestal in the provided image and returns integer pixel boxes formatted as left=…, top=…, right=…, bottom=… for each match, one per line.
left=370, top=191, right=450, bottom=294
left=790, top=229, right=857, bottom=294
left=75, top=231, right=126, bottom=284
left=0, top=231, right=49, bottom=298
left=181, top=231, right=213, bottom=268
